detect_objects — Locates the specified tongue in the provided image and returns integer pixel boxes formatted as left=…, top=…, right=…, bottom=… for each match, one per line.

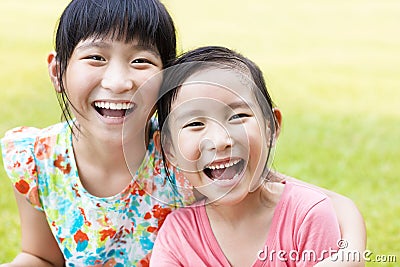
left=99, top=108, right=126, bottom=118
left=210, top=166, right=237, bottom=180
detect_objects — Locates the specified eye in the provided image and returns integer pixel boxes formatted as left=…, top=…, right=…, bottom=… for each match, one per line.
left=131, top=57, right=158, bottom=70
left=183, top=121, right=204, bottom=129
left=85, top=55, right=105, bottom=61
left=132, top=58, right=151, bottom=64
left=229, top=113, right=250, bottom=121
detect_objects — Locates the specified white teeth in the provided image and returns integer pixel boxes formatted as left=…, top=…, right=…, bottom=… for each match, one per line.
left=206, top=159, right=241, bottom=170
left=94, top=101, right=133, bottom=110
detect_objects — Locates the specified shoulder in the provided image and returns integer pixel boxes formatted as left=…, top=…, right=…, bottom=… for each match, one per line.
left=157, top=202, right=206, bottom=244
left=270, top=173, right=333, bottom=207
left=1, top=126, right=41, bottom=149
left=1, top=122, right=70, bottom=163
left=276, top=181, right=338, bottom=226
left=275, top=182, right=340, bottom=249
left=284, top=181, right=329, bottom=207
left=284, top=183, right=341, bottom=256
left=152, top=202, right=213, bottom=266
left=1, top=122, right=70, bottom=209
left=161, top=203, right=203, bottom=231
left=151, top=205, right=200, bottom=266
left=1, top=122, right=69, bottom=145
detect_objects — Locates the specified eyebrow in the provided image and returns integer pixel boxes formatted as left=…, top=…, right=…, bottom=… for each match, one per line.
left=173, top=109, right=204, bottom=123
left=227, top=100, right=252, bottom=110
left=75, top=41, right=111, bottom=51
left=135, top=44, right=160, bottom=57
left=75, top=41, right=160, bottom=57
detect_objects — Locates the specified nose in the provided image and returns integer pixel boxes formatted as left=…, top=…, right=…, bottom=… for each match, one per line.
left=202, top=121, right=234, bottom=152
left=101, top=62, right=134, bottom=93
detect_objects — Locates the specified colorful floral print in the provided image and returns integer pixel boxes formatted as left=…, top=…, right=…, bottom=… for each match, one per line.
left=1, top=122, right=194, bottom=266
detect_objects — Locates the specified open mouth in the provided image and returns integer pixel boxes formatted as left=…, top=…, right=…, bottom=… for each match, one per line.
left=203, top=159, right=245, bottom=181
left=93, top=101, right=135, bottom=118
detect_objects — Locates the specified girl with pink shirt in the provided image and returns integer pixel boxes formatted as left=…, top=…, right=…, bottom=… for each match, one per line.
left=151, top=46, right=365, bottom=266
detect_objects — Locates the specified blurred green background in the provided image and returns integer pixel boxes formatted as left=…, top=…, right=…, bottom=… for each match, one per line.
left=0, top=0, right=399, bottom=265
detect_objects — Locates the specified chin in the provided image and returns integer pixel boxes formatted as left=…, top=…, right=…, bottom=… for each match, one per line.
left=205, top=187, right=249, bottom=206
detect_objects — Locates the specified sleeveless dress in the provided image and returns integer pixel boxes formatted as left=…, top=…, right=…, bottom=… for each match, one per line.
left=1, top=121, right=194, bottom=267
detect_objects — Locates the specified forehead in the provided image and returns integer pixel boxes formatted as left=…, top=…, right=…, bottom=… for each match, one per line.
left=172, top=68, right=256, bottom=107
left=76, top=36, right=159, bottom=54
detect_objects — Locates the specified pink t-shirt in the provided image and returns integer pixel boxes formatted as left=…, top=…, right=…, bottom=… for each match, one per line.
left=150, top=182, right=340, bottom=267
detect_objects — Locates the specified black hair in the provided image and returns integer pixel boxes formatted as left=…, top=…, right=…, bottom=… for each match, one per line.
left=157, top=45, right=278, bottom=182
left=157, top=46, right=277, bottom=136
left=53, top=0, right=177, bottom=124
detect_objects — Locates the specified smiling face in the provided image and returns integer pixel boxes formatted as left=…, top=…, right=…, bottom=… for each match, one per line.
left=162, top=68, right=274, bottom=205
left=61, top=37, right=163, bottom=143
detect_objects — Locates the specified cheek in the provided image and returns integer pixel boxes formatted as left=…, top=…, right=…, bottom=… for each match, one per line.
left=232, top=123, right=261, bottom=151
left=249, top=138, right=264, bottom=164
left=172, top=132, right=203, bottom=173
left=134, top=72, right=162, bottom=109
left=246, top=126, right=266, bottom=165
left=177, top=133, right=200, bottom=161
left=64, top=64, right=96, bottom=97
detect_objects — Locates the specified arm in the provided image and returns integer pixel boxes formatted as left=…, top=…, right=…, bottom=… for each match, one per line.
left=273, top=173, right=366, bottom=266
left=1, top=189, right=65, bottom=267
left=0, top=253, right=56, bottom=267
left=314, top=194, right=366, bottom=267
left=296, top=196, right=341, bottom=267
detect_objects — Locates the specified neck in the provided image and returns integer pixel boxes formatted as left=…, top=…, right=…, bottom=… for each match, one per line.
left=204, top=182, right=285, bottom=267
left=72, top=125, right=147, bottom=168
left=206, top=187, right=264, bottom=225
left=205, top=182, right=284, bottom=226
left=71, top=127, right=148, bottom=197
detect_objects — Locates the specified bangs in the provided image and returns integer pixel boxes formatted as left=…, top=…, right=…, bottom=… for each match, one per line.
left=56, top=0, right=176, bottom=65
left=63, top=0, right=159, bottom=45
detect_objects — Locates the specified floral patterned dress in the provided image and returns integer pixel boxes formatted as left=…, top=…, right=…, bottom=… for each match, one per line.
left=1, top=121, right=194, bottom=267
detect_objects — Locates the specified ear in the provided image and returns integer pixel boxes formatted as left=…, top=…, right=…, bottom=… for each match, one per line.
left=153, top=130, right=177, bottom=164
left=272, top=107, right=282, bottom=139
left=47, top=52, right=62, bottom=93
left=153, top=130, right=162, bottom=153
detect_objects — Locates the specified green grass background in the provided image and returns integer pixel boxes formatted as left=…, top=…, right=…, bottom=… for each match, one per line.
left=0, top=0, right=399, bottom=265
